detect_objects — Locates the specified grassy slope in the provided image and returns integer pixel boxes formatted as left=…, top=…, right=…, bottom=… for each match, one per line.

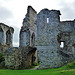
left=0, top=62, right=75, bottom=75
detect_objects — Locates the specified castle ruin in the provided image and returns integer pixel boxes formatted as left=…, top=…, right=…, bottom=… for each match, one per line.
left=0, top=6, right=75, bottom=69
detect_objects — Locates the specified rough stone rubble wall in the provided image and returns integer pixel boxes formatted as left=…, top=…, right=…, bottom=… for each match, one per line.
left=1, top=6, right=75, bottom=70
left=57, top=20, right=75, bottom=65
left=0, top=23, right=14, bottom=52
left=36, top=9, right=62, bottom=69
left=4, top=46, right=37, bottom=69
left=36, top=8, right=75, bottom=69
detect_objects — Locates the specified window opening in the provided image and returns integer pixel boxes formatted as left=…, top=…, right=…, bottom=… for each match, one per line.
left=47, top=18, right=49, bottom=23
left=60, top=42, right=64, bottom=48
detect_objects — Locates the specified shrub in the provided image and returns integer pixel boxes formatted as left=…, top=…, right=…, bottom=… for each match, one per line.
left=0, top=53, right=5, bottom=63
left=33, top=63, right=40, bottom=66
left=0, top=53, right=5, bottom=69
left=67, top=61, right=75, bottom=69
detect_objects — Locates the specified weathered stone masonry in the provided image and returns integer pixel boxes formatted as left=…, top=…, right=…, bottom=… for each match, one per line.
left=0, top=23, right=14, bottom=53
left=20, top=6, right=75, bottom=69
left=36, top=9, right=75, bottom=69
left=0, top=23, right=14, bottom=47
left=36, top=9, right=61, bottom=69
left=19, top=6, right=37, bottom=47
left=0, top=6, right=75, bottom=69
left=5, top=46, right=37, bottom=69
left=0, top=22, right=37, bottom=69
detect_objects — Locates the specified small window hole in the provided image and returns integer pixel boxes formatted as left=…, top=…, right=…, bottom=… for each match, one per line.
left=60, top=42, right=64, bottom=48
left=47, top=18, right=49, bottom=23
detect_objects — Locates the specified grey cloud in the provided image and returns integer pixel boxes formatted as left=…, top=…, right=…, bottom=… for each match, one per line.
left=0, top=5, right=13, bottom=21
left=58, top=0, right=75, bottom=20
left=73, top=0, right=75, bottom=8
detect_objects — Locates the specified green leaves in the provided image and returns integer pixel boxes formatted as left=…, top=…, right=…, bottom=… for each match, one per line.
left=0, top=53, right=5, bottom=63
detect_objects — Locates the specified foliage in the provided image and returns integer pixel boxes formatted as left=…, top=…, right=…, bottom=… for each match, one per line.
left=0, top=61, right=5, bottom=69
left=26, top=66, right=35, bottom=69
left=0, top=53, right=5, bottom=63
left=0, top=53, right=5, bottom=69
left=66, top=61, right=75, bottom=69
left=33, top=63, right=40, bottom=66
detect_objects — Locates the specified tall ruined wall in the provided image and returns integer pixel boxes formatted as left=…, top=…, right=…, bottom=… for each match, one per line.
left=36, top=9, right=62, bottom=69
left=19, top=6, right=37, bottom=47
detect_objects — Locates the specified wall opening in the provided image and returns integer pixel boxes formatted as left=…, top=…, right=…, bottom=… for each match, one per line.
left=31, top=32, right=35, bottom=46
left=72, top=44, right=75, bottom=55
left=47, top=18, right=49, bottom=23
left=0, top=28, right=4, bottom=44
left=6, top=30, right=11, bottom=45
left=60, top=42, right=64, bottom=48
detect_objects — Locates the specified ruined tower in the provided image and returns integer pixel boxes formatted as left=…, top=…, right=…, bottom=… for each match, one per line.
left=35, top=9, right=62, bottom=69
left=19, top=6, right=37, bottom=47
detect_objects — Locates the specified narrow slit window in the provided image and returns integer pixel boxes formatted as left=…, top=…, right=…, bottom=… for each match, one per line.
left=60, top=42, right=64, bottom=48
left=47, top=18, right=49, bottom=23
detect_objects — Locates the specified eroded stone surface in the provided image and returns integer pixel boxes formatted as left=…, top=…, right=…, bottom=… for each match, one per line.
left=19, top=6, right=75, bottom=69
left=0, top=6, right=75, bottom=69
left=0, top=23, right=14, bottom=46
left=4, top=46, right=37, bottom=69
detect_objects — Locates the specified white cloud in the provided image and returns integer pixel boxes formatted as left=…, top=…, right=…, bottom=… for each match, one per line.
left=0, top=5, right=13, bottom=21
left=57, top=0, right=75, bottom=20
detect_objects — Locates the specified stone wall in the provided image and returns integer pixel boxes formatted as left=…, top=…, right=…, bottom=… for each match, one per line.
left=57, top=20, right=75, bottom=65
left=35, top=9, right=62, bottom=69
left=19, top=6, right=75, bottom=69
left=1, top=6, right=75, bottom=70
left=59, top=21, right=74, bottom=32
left=4, top=46, right=37, bottom=69
left=35, top=8, right=75, bottom=69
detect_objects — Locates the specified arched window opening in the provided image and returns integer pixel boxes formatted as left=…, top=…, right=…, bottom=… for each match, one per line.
left=6, top=30, right=11, bottom=45
left=0, top=28, right=4, bottom=44
left=26, top=30, right=30, bottom=46
left=31, top=32, right=35, bottom=46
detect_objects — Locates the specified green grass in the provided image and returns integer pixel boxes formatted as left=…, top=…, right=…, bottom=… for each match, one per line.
left=0, top=61, right=75, bottom=75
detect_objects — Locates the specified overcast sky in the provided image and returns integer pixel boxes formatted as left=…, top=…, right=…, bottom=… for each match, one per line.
left=0, top=0, right=75, bottom=47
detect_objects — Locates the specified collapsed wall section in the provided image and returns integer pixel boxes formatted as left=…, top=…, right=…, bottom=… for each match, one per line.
left=4, top=46, right=37, bottom=69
